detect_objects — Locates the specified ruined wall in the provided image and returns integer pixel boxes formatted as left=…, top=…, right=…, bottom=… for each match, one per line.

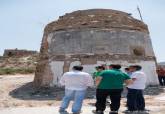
left=3, top=49, right=37, bottom=57
left=47, top=29, right=154, bottom=56
left=34, top=9, right=158, bottom=88
left=41, top=28, right=157, bottom=86
left=0, top=56, right=4, bottom=63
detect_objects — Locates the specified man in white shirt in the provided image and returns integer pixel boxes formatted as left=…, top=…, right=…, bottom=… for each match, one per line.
left=126, top=65, right=147, bottom=112
left=59, top=65, right=94, bottom=114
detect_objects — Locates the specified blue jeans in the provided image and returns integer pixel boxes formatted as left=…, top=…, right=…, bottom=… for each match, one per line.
left=60, top=89, right=86, bottom=113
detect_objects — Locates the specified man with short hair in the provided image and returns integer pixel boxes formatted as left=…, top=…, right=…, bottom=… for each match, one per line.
left=94, top=64, right=133, bottom=114
left=59, top=65, right=94, bottom=114
left=126, top=65, right=147, bottom=113
left=93, top=66, right=105, bottom=79
left=124, top=67, right=132, bottom=76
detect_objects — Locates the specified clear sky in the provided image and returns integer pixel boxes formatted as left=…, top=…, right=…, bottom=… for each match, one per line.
left=0, top=0, right=164, bottom=62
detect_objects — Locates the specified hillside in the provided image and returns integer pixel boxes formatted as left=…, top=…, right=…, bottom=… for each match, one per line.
left=0, top=54, right=38, bottom=75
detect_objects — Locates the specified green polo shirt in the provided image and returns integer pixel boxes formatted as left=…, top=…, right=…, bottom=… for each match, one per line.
left=97, top=69, right=130, bottom=89
left=93, top=71, right=102, bottom=78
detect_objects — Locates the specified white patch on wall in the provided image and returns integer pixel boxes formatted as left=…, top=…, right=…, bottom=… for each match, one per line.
left=82, top=64, right=98, bottom=75
left=47, top=33, right=53, bottom=44
left=139, top=61, right=158, bottom=85
left=47, top=33, right=54, bottom=53
left=50, top=61, right=64, bottom=85
left=50, top=60, right=158, bottom=86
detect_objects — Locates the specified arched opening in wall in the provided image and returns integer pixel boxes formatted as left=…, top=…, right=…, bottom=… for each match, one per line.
left=132, top=47, right=145, bottom=56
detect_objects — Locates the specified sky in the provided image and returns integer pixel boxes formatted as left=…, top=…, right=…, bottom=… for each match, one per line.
left=0, top=0, right=164, bottom=62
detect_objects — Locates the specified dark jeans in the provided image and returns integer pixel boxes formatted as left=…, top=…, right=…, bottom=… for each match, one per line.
left=158, top=76, right=165, bottom=86
left=127, top=88, right=145, bottom=111
left=96, top=89, right=123, bottom=112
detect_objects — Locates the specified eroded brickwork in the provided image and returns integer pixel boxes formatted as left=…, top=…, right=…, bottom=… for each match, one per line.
left=34, top=9, right=158, bottom=88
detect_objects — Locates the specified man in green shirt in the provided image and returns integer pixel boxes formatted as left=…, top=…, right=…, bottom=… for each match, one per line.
left=94, top=64, right=133, bottom=114
left=93, top=66, right=105, bottom=79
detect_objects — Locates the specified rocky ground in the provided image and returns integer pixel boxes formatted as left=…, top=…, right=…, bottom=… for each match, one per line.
left=0, top=74, right=165, bottom=114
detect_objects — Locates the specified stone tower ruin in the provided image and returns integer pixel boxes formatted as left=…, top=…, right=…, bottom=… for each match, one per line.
left=34, top=9, right=158, bottom=88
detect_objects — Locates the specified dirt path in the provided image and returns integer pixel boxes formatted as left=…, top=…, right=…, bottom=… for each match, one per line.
left=0, top=74, right=165, bottom=113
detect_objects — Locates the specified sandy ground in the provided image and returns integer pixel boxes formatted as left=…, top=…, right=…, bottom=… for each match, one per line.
left=0, top=74, right=165, bottom=113
left=0, top=74, right=62, bottom=108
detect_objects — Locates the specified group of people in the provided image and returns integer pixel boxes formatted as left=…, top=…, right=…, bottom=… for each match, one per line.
left=59, top=64, right=147, bottom=114
left=157, top=67, right=165, bottom=86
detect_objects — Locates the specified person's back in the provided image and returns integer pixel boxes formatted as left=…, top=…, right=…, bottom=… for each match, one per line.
left=61, top=71, right=93, bottom=90
left=59, top=65, right=93, bottom=114
left=93, top=66, right=105, bottom=79
left=98, top=69, right=130, bottom=89
left=95, top=64, right=132, bottom=114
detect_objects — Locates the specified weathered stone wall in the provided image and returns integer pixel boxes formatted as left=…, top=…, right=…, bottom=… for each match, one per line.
left=47, top=29, right=154, bottom=56
left=45, top=9, right=149, bottom=34
left=34, top=9, right=158, bottom=88
left=0, top=56, right=4, bottom=63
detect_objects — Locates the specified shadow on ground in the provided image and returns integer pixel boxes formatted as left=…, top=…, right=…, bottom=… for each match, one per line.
left=9, top=82, right=95, bottom=101
left=121, top=85, right=164, bottom=98
left=144, top=86, right=164, bottom=95
left=9, top=82, right=164, bottom=101
left=9, top=82, right=64, bottom=100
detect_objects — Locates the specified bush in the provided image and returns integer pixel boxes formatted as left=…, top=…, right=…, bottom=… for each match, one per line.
left=0, top=68, right=35, bottom=75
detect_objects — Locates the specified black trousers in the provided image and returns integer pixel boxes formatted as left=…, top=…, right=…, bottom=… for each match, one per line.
left=96, top=89, right=123, bottom=112
left=158, top=76, right=165, bottom=86
left=127, top=88, right=145, bottom=111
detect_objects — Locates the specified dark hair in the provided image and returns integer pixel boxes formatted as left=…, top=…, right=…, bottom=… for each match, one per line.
left=125, top=68, right=129, bottom=71
left=109, top=64, right=121, bottom=70
left=130, top=65, right=142, bottom=71
left=73, top=65, right=83, bottom=71
left=95, top=66, right=99, bottom=69
left=97, top=66, right=105, bottom=70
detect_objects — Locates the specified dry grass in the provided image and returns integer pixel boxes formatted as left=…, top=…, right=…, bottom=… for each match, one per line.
left=0, top=68, right=35, bottom=75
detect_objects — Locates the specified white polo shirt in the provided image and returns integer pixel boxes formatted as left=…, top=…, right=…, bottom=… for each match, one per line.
left=127, top=70, right=147, bottom=90
left=60, top=70, right=94, bottom=90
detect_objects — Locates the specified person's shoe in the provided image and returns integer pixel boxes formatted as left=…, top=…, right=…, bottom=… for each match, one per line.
left=109, top=111, right=118, bottom=114
left=122, top=110, right=137, bottom=114
left=59, top=108, right=69, bottom=114
left=92, top=110, right=104, bottom=114
left=139, top=109, right=150, bottom=112
left=122, top=110, right=130, bottom=113
left=92, top=110, right=97, bottom=114
left=138, top=109, right=150, bottom=114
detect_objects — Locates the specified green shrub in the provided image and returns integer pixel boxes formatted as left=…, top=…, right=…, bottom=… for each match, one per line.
left=0, top=68, right=35, bottom=75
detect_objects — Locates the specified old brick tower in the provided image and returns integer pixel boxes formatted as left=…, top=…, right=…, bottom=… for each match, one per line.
left=34, top=9, right=158, bottom=88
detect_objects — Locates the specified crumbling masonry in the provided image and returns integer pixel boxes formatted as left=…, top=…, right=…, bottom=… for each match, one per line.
left=34, top=9, right=159, bottom=88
